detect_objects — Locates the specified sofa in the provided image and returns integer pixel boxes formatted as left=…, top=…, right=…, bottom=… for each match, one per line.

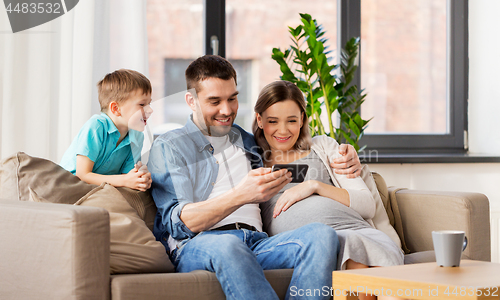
left=0, top=158, right=491, bottom=299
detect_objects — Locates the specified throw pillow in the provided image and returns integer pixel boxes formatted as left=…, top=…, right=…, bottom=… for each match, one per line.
left=0, top=152, right=96, bottom=203
left=29, top=182, right=174, bottom=274
left=371, top=172, right=395, bottom=227
left=359, top=165, right=403, bottom=249
left=1, top=152, right=156, bottom=228
left=73, top=183, right=174, bottom=274
left=371, top=172, right=410, bottom=254
left=115, top=187, right=157, bottom=232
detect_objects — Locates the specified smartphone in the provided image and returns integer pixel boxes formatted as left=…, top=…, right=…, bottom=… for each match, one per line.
left=271, top=164, right=309, bottom=183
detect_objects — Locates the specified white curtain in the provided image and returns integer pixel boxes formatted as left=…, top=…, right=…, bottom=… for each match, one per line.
left=0, top=0, right=148, bottom=163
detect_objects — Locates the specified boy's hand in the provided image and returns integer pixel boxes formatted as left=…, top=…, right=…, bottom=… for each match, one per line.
left=132, top=162, right=152, bottom=190
left=133, top=161, right=143, bottom=172
left=124, top=166, right=150, bottom=192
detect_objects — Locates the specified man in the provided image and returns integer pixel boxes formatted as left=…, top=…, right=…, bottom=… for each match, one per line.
left=148, top=55, right=362, bottom=300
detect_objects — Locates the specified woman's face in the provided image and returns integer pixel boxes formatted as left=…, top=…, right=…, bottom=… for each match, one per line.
left=257, top=99, right=303, bottom=153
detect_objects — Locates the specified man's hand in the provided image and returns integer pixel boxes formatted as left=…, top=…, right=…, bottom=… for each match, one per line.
left=179, top=168, right=292, bottom=233
left=234, top=168, right=292, bottom=205
left=331, top=144, right=361, bottom=178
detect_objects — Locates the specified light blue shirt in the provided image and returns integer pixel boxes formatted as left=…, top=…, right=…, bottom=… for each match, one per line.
left=60, top=113, right=144, bottom=175
left=148, top=115, right=262, bottom=252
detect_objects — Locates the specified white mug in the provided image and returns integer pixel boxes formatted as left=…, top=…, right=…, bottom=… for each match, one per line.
left=432, top=230, right=468, bottom=267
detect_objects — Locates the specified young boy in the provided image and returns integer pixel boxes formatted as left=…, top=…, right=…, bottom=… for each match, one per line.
left=60, top=69, right=153, bottom=191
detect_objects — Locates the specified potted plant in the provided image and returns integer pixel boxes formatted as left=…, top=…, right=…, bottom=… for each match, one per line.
left=271, top=13, right=370, bottom=151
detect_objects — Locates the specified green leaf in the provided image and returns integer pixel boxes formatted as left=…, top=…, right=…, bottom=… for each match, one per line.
left=353, top=113, right=364, bottom=128
left=342, top=131, right=356, bottom=147
left=349, top=118, right=361, bottom=137
left=271, top=15, right=369, bottom=152
left=300, top=13, right=312, bottom=23
left=312, top=87, right=324, bottom=101
left=296, top=80, right=309, bottom=91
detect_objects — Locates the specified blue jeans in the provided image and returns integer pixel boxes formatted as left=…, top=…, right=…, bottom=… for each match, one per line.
left=171, top=222, right=339, bottom=300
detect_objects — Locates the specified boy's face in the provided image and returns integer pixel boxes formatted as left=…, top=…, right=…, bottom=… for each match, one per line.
left=187, top=77, right=239, bottom=137
left=119, top=89, right=153, bottom=132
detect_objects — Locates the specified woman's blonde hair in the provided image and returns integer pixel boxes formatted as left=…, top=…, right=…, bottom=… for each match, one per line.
left=252, top=80, right=312, bottom=161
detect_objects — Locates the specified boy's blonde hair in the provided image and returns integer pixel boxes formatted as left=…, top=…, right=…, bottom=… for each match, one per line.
left=97, top=69, right=152, bottom=112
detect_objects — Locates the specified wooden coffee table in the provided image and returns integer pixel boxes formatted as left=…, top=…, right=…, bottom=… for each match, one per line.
left=332, top=260, right=500, bottom=299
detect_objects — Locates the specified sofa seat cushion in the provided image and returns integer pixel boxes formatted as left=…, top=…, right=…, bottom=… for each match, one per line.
left=111, top=269, right=294, bottom=300
left=403, top=250, right=436, bottom=264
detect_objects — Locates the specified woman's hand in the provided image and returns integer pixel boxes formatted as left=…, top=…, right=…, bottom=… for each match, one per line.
left=273, top=180, right=318, bottom=218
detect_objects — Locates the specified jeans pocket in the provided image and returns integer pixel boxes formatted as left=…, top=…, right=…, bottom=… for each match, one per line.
left=171, top=237, right=192, bottom=264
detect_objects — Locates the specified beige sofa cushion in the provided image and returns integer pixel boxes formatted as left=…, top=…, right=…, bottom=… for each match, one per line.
left=0, top=152, right=96, bottom=203
left=31, top=183, right=174, bottom=274
left=115, top=187, right=157, bottom=232
left=111, top=269, right=294, bottom=300
left=74, top=183, right=174, bottom=274
left=0, top=152, right=157, bottom=231
left=360, top=165, right=402, bottom=249
left=371, top=171, right=410, bottom=254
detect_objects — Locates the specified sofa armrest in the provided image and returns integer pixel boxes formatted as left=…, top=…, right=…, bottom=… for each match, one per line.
left=0, top=200, right=111, bottom=300
left=389, top=189, right=491, bottom=262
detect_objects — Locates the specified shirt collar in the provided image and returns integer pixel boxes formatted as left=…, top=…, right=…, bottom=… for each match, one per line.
left=101, top=112, right=142, bottom=148
left=100, top=113, right=120, bottom=135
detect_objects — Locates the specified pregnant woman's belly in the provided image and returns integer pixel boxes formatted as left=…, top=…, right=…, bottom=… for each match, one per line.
left=262, top=195, right=373, bottom=236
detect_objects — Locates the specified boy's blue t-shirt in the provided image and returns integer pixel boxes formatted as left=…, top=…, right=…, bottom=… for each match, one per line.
left=60, top=113, right=144, bottom=175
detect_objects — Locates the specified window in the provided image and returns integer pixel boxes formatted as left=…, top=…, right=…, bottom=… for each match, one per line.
left=163, top=58, right=253, bottom=128
left=147, top=0, right=337, bottom=132
left=225, top=0, right=337, bottom=129
left=146, top=0, right=204, bottom=133
left=147, top=0, right=468, bottom=154
left=340, top=0, right=468, bottom=153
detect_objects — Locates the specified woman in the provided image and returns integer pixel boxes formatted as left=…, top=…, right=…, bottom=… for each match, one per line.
left=253, top=81, right=404, bottom=300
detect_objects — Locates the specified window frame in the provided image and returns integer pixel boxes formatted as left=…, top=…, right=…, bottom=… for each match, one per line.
left=205, top=0, right=226, bottom=57
left=340, top=0, right=468, bottom=154
left=205, top=0, right=468, bottom=154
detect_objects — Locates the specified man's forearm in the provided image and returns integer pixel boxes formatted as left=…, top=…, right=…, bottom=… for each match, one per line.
left=179, top=188, right=246, bottom=233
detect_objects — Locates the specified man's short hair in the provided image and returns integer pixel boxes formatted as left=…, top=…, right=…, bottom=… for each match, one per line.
left=185, top=55, right=237, bottom=93
left=97, top=69, right=152, bottom=112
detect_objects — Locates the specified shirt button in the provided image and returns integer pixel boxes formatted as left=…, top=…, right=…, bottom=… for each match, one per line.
left=212, top=182, right=215, bottom=186
left=216, top=161, right=219, bottom=164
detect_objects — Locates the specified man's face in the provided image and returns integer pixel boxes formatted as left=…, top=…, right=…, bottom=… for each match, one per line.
left=187, top=77, right=239, bottom=136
